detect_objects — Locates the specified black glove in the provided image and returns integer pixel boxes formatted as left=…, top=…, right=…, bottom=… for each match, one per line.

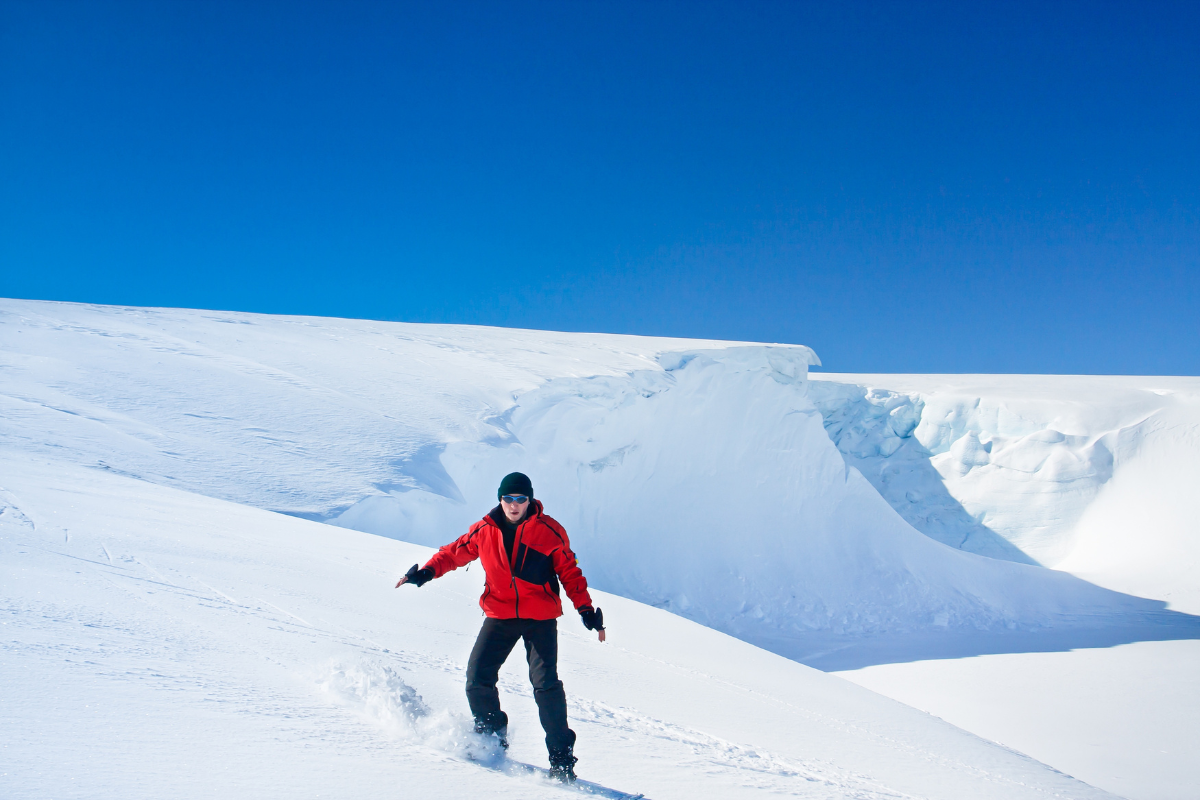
left=580, top=606, right=604, bottom=631
left=404, top=563, right=434, bottom=587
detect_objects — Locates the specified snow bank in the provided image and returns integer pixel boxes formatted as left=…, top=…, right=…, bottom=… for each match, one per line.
left=348, top=346, right=1187, bottom=657
left=3, top=298, right=1196, bottom=798
left=810, top=374, right=1200, bottom=613
left=1057, top=401, right=1200, bottom=614
left=1, top=300, right=1195, bottom=667
left=839, top=639, right=1200, bottom=800
left=0, top=454, right=1120, bottom=799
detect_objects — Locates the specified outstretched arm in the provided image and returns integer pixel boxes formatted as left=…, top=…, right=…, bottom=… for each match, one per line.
left=395, top=524, right=483, bottom=588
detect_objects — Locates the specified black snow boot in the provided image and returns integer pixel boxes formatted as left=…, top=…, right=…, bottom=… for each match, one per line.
left=473, top=712, right=509, bottom=750
left=548, top=746, right=577, bottom=783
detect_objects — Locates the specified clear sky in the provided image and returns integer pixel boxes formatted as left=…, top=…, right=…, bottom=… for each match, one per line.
left=2, top=0, right=1197, bottom=374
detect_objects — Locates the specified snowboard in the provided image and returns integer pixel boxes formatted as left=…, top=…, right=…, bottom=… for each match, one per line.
left=479, top=755, right=647, bottom=799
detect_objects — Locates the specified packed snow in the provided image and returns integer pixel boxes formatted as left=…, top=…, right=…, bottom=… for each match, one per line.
left=1, top=456, right=1114, bottom=799
left=839, top=639, right=1200, bottom=800
left=2, top=299, right=1198, bottom=799
left=808, top=373, right=1200, bottom=800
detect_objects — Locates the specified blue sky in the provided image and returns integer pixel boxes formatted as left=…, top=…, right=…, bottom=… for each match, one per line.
left=2, top=0, right=1197, bottom=374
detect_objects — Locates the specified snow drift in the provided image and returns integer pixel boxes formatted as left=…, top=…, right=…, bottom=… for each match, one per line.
left=0, top=454, right=1120, bottom=799
left=809, top=373, right=1200, bottom=614
left=2, top=299, right=1195, bottom=670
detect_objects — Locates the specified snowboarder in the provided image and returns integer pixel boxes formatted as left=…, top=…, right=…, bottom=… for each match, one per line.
left=395, top=472, right=605, bottom=783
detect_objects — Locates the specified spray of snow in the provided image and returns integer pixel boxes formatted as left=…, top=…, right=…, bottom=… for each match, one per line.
left=317, top=659, right=505, bottom=764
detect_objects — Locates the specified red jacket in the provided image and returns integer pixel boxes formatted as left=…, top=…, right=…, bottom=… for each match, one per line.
left=423, top=500, right=593, bottom=620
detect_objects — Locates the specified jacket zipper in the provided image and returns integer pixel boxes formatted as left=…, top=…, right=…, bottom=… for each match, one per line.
left=494, top=505, right=538, bottom=620
left=509, top=517, right=525, bottom=619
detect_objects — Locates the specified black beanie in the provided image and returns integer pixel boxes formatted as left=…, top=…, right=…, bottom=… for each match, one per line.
left=498, top=472, right=534, bottom=500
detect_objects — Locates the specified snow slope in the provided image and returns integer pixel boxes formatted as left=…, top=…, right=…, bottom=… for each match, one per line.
left=806, top=373, right=1200, bottom=800
left=839, top=640, right=1200, bottom=800
left=807, top=373, right=1200, bottom=613
left=0, top=455, right=1116, bottom=799
left=2, top=299, right=1193, bottom=671
left=3, top=299, right=1198, bottom=799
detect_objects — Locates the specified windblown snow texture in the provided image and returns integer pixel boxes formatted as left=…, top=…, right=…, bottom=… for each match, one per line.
left=808, top=373, right=1200, bottom=615
left=0, top=455, right=1119, bottom=800
left=1, top=299, right=1196, bottom=665
left=2, top=299, right=1196, bottom=799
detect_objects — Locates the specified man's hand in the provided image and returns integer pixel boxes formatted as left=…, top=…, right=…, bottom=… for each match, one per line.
left=580, top=606, right=605, bottom=642
left=395, top=564, right=434, bottom=588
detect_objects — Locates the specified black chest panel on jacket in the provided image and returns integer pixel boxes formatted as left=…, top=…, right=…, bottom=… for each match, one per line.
left=488, top=506, right=557, bottom=591
left=512, top=542, right=557, bottom=588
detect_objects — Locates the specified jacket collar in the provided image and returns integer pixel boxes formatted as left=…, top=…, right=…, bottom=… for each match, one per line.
left=486, top=499, right=543, bottom=528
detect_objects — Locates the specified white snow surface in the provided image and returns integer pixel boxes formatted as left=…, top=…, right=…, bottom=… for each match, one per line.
left=839, top=640, right=1200, bottom=800
left=1, top=300, right=1194, bottom=669
left=2, top=299, right=1198, bottom=799
left=807, top=372, right=1200, bottom=800
left=1, top=455, right=1113, bottom=799
left=808, top=373, right=1200, bottom=614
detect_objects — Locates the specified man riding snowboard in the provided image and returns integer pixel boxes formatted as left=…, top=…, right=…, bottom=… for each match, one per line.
left=395, top=472, right=605, bottom=782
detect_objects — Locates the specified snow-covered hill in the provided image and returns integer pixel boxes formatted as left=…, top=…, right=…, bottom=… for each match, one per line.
left=1, top=454, right=1117, bottom=799
left=2, top=300, right=1194, bottom=668
left=808, top=373, right=1200, bottom=614
left=802, top=374, right=1200, bottom=800
left=2, top=298, right=1198, bottom=798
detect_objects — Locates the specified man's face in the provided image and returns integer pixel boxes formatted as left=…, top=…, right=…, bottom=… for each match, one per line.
left=500, top=494, right=529, bottom=523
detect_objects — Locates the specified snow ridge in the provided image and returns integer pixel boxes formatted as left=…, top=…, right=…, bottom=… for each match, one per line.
left=3, top=300, right=1196, bottom=662
left=808, top=373, right=1200, bottom=612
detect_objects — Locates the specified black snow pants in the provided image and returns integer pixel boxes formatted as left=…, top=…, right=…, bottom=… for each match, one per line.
left=465, top=617, right=576, bottom=755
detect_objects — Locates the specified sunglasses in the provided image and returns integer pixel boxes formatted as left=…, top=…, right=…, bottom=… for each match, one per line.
left=501, top=495, right=530, bottom=504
